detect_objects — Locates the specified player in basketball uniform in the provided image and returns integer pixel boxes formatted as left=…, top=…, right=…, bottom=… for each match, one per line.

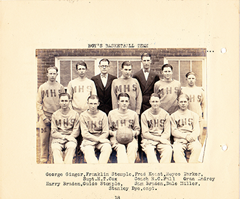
left=67, top=61, right=97, bottom=151
left=141, top=93, right=172, bottom=163
left=171, top=94, right=202, bottom=163
left=51, top=93, right=80, bottom=164
left=182, top=72, right=205, bottom=143
left=80, top=95, right=112, bottom=164
left=67, top=61, right=97, bottom=114
left=108, top=93, right=140, bottom=163
left=154, top=64, right=181, bottom=115
left=36, top=66, right=65, bottom=163
left=111, top=61, right=142, bottom=115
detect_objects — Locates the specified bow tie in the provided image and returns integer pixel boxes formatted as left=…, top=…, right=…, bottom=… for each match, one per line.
left=144, top=69, right=149, bottom=73
left=101, top=74, right=107, bottom=78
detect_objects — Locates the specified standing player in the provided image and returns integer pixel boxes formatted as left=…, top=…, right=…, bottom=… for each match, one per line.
left=182, top=72, right=206, bottom=143
left=67, top=61, right=97, bottom=114
left=141, top=93, right=172, bottom=163
left=133, top=53, right=160, bottom=114
left=51, top=93, right=80, bottom=164
left=91, top=59, right=117, bottom=115
left=154, top=64, right=181, bottom=115
left=67, top=61, right=97, bottom=150
left=108, top=93, right=140, bottom=163
left=36, top=66, right=65, bottom=164
left=171, top=94, right=202, bottom=163
left=80, top=95, right=112, bottom=164
left=111, top=61, right=142, bottom=115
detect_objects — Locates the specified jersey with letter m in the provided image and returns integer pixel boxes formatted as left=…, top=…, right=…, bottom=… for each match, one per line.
left=154, top=79, right=181, bottom=115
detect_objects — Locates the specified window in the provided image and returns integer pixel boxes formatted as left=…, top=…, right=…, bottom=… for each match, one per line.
left=55, top=56, right=141, bottom=88
left=164, top=57, right=206, bottom=88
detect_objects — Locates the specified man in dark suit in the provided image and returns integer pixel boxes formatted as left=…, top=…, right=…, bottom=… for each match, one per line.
left=91, top=59, right=117, bottom=115
left=133, top=53, right=160, bottom=115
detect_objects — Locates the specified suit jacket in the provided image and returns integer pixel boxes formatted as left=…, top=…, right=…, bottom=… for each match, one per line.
left=91, top=73, right=117, bottom=115
left=133, top=69, right=160, bottom=114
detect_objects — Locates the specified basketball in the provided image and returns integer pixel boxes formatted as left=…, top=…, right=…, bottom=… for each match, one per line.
left=116, top=126, right=133, bottom=145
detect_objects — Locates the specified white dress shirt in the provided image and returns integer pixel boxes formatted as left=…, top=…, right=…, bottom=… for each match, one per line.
left=143, top=69, right=150, bottom=81
left=100, top=73, right=108, bottom=87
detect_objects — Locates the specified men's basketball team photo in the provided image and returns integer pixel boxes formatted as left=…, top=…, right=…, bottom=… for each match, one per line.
left=36, top=51, right=207, bottom=164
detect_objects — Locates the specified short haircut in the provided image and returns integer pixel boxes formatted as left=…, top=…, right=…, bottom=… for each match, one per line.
left=87, top=95, right=99, bottom=102
left=46, top=66, right=58, bottom=73
left=185, top=71, right=196, bottom=78
left=150, top=93, right=161, bottom=100
left=141, top=53, right=151, bottom=60
left=59, top=93, right=70, bottom=99
left=117, top=93, right=130, bottom=100
left=161, top=64, right=173, bottom=71
left=99, top=58, right=110, bottom=65
left=76, top=61, right=87, bottom=70
left=121, top=61, right=132, bottom=69
left=178, top=93, right=190, bottom=101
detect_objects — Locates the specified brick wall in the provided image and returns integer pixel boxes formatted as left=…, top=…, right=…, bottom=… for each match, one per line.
left=36, top=48, right=206, bottom=88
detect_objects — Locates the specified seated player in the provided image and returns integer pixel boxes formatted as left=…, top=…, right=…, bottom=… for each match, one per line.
left=141, top=93, right=172, bottom=163
left=80, top=95, right=112, bottom=164
left=171, top=94, right=202, bottom=163
left=51, top=93, right=80, bottom=164
left=108, top=93, right=140, bottom=163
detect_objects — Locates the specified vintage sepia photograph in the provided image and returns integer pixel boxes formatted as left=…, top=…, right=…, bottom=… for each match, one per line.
left=36, top=48, right=207, bottom=164
left=1, top=1, right=238, bottom=199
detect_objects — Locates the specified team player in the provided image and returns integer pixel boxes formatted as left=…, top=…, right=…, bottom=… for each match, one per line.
left=182, top=72, right=206, bottom=143
left=91, top=59, right=117, bottom=115
left=133, top=53, right=160, bottom=114
left=67, top=61, right=97, bottom=114
left=111, top=61, right=142, bottom=115
left=51, top=93, right=80, bottom=164
left=67, top=61, right=97, bottom=151
left=141, top=93, right=172, bottom=163
left=80, top=95, right=112, bottom=164
left=36, top=66, right=65, bottom=163
left=171, top=94, right=202, bottom=163
left=108, top=93, right=140, bottom=163
left=154, top=64, right=181, bottom=115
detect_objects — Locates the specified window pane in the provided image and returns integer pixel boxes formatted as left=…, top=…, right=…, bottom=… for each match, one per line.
left=60, top=61, right=71, bottom=87
left=108, top=61, right=118, bottom=77
left=118, top=61, right=124, bottom=78
left=117, top=60, right=141, bottom=78
left=72, top=61, right=95, bottom=80
left=180, top=61, right=190, bottom=87
left=131, top=61, right=142, bottom=75
left=168, top=60, right=179, bottom=81
left=192, top=61, right=202, bottom=87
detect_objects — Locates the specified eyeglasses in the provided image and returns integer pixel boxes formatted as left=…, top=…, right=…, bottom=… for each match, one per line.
left=99, top=65, right=109, bottom=68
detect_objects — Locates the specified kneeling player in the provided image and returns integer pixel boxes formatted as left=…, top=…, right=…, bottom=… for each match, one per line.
left=108, top=93, right=140, bottom=163
left=141, top=93, right=172, bottom=163
left=51, top=93, right=80, bottom=164
left=171, top=94, right=202, bottom=163
left=80, top=95, right=112, bottom=164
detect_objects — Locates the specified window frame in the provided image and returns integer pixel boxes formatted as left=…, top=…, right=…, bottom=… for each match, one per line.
left=55, top=56, right=141, bottom=87
left=163, top=56, right=207, bottom=89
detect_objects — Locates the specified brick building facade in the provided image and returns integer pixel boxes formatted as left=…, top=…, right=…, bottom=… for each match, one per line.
left=36, top=48, right=206, bottom=88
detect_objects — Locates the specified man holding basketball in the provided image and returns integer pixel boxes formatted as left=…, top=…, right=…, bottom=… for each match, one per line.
left=108, top=93, right=140, bottom=163
left=141, top=93, right=172, bottom=163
